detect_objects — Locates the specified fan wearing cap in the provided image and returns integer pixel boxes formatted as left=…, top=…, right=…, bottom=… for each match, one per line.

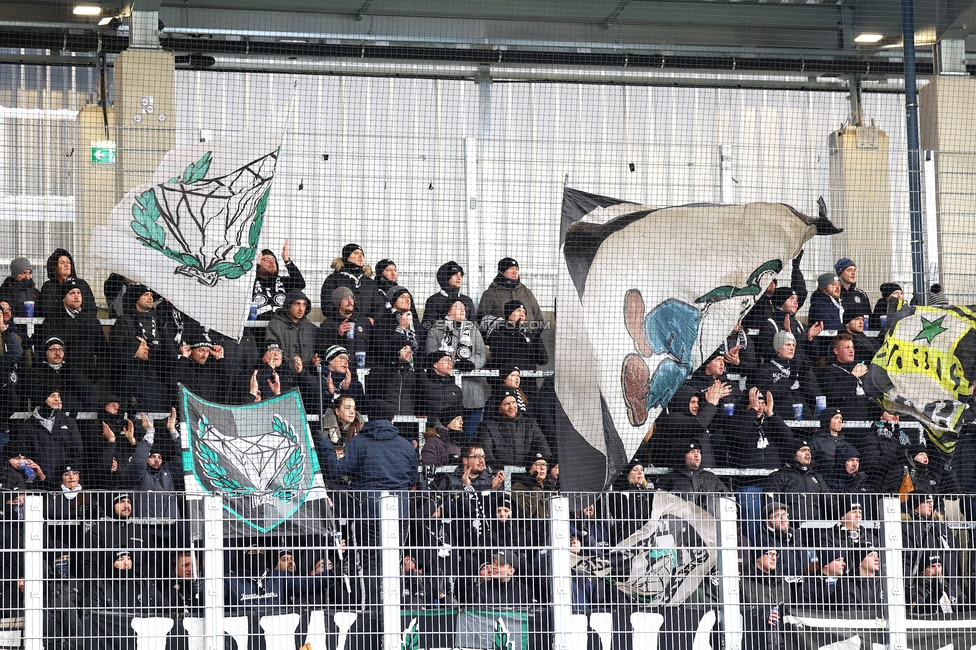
left=742, top=249, right=808, bottom=331
left=477, top=389, right=552, bottom=470
left=37, top=248, right=97, bottom=318
left=873, top=282, right=903, bottom=324
left=8, top=375, right=83, bottom=492
left=643, top=382, right=731, bottom=471
left=1, top=256, right=40, bottom=320
left=477, top=257, right=544, bottom=330
left=909, top=553, right=962, bottom=616
left=763, top=438, right=829, bottom=523
left=822, top=499, right=877, bottom=562
left=754, top=330, right=823, bottom=421
left=418, top=405, right=463, bottom=467
left=757, top=284, right=823, bottom=367
left=739, top=543, right=786, bottom=650
left=808, top=272, right=845, bottom=331
left=834, top=258, right=871, bottom=311
left=728, top=386, right=793, bottom=471
left=422, top=261, right=476, bottom=330
left=901, top=492, right=960, bottom=593
left=426, top=298, right=489, bottom=437
left=849, top=546, right=884, bottom=611
left=0, top=302, right=23, bottom=424
left=119, top=409, right=181, bottom=531
left=319, top=243, right=384, bottom=322
left=485, top=298, right=549, bottom=376
left=82, top=493, right=152, bottom=581
left=316, top=285, right=375, bottom=358
left=840, top=300, right=879, bottom=364
left=370, top=285, right=420, bottom=415
left=318, top=345, right=366, bottom=411
left=882, top=441, right=948, bottom=496
left=471, top=550, right=531, bottom=609
left=32, top=280, right=107, bottom=393
left=44, top=462, right=101, bottom=575
left=252, top=239, right=306, bottom=321
left=809, top=408, right=850, bottom=477
left=657, top=440, right=729, bottom=513
left=109, top=284, right=171, bottom=413
left=753, top=501, right=807, bottom=578
left=419, top=349, right=463, bottom=427
left=176, top=337, right=229, bottom=404
left=511, top=452, right=559, bottom=520
left=800, top=545, right=854, bottom=610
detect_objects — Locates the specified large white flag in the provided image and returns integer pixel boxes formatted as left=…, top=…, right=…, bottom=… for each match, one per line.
left=88, top=130, right=281, bottom=339
left=555, top=189, right=840, bottom=492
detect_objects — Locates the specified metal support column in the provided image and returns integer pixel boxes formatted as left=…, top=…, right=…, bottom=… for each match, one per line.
left=717, top=496, right=743, bottom=650
left=23, top=495, right=43, bottom=650
left=902, top=0, right=927, bottom=302
left=380, top=492, right=402, bottom=650
left=882, top=496, right=909, bottom=649
left=550, top=495, right=573, bottom=650
left=203, top=495, right=225, bottom=650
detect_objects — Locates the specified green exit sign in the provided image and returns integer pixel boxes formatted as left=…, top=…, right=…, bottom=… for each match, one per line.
left=90, top=140, right=116, bottom=164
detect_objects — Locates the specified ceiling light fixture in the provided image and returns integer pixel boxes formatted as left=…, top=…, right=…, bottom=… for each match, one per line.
left=73, top=5, right=102, bottom=16
left=97, top=16, right=112, bottom=25
left=854, top=33, right=884, bottom=44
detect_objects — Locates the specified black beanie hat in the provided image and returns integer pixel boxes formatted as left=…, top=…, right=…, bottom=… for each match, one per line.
left=497, top=257, right=519, bottom=274
left=426, top=350, right=452, bottom=368
left=375, top=259, right=395, bottom=275
left=503, top=299, right=526, bottom=319
left=260, top=248, right=276, bottom=260
left=436, top=261, right=464, bottom=290
left=879, top=283, right=902, bottom=299
left=771, top=286, right=797, bottom=308
left=341, top=243, right=363, bottom=260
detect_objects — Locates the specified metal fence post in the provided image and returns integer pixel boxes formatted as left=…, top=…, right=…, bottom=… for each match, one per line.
left=550, top=494, right=572, bottom=650
left=882, top=496, right=909, bottom=649
left=716, top=495, right=743, bottom=650
left=203, top=495, right=225, bottom=650
left=23, top=494, right=43, bottom=650
left=380, top=492, right=402, bottom=650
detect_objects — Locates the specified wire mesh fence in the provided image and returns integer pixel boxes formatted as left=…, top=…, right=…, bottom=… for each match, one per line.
left=1, top=490, right=974, bottom=649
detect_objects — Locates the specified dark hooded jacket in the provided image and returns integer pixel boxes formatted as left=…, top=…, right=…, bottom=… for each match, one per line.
left=33, top=280, right=109, bottom=384
left=38, top=249, right=97, bottom=318
left=266, top=289, right=317, bottom=368
left=422, top=262, right=476, bottom=328
left=476, top=390, right=552, bottom=469
left=316, top=417, right=418, bottom=490
left=0, top=272, right=39, bottom=319
left=763, top=458, right=829, bottom=522
left=645, top=385, right=723, bottom=469
left=821, top=360, right=883, bottom=422
left=320, top=260, right=384, bottom=321
left=7, top=408, right=84, bottom=491
left=728, top=404, right=794, bottom=471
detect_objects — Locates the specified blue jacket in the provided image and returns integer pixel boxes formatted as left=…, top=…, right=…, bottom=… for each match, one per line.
left=318, top=418, right=417, bottom=490
left=808, top=290, right=844, bottom=330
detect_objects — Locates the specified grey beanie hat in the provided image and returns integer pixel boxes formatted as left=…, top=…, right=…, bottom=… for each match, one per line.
left=772, top=330, right=796, bottom=351
left=10, top=257, right=32, bottom=277
left=818, top=272, right=839, bottom=290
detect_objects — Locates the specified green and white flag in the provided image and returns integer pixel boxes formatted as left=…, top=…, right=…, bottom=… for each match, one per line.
left=180, top=385, right=332, bottom=538
left=88, top=128, right=282, bottom=339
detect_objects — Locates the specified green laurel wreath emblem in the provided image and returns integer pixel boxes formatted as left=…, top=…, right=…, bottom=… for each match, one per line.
left=130, top=151, right=270, bottom=282
left=193, top=414, right=256, bottom=497
left=271, top=415, right=305, bottom=502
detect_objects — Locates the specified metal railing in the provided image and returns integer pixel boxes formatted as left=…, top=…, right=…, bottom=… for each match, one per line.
left=4, top=490, right=974, bottom=650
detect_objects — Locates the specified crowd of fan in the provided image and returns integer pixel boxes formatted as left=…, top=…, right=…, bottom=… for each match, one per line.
left=0, top=243, right=973, bottom=648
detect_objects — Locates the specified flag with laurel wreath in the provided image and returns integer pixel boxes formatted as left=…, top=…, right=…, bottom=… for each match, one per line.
left=180, top=385, right=333, bottom=538
left=88, top=129, right=282, bottom=339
